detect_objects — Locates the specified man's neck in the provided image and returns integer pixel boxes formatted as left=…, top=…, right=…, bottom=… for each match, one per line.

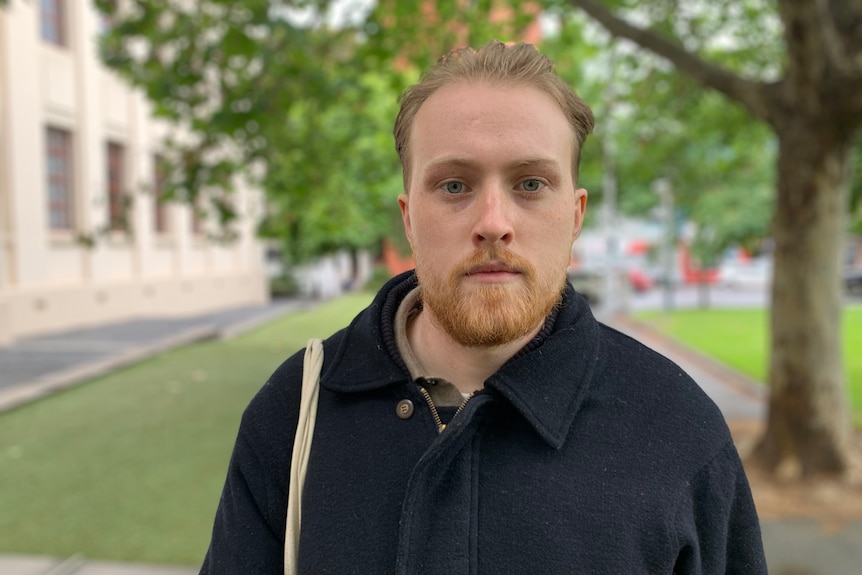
left=407, top=309, right=541, bottom=395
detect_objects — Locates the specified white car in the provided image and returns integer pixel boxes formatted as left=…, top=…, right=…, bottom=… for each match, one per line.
left=719, top=257, right=773, bottom=289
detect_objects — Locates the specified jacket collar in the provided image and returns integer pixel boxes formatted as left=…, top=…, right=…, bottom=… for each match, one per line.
left=322, top=271, right=601, bottom=449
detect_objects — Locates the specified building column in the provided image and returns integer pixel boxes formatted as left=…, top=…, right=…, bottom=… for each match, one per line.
left=0, top=7, right=13, bottom=346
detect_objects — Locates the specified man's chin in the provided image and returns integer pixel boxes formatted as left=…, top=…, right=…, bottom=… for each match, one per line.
left=436, top=290, right=543, bottom=347
left=418, top=264, right=564, bottom=348
left=454, top=327, right=535, bottom=349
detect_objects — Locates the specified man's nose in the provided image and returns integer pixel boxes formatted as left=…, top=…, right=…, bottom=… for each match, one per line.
left=472, top=185, right=514, bottom=246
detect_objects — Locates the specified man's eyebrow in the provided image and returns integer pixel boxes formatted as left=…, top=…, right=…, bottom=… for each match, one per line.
left=513, top=158, right=562, bottom=170
left=423, top=157, right=562, bottom=172
left=423, top=157, right=481, bottom=173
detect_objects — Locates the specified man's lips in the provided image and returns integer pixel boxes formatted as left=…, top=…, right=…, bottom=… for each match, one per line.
left=465, top=263, right=521, bottom=276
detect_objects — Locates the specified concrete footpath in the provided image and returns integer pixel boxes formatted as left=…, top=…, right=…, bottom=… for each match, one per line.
left=0, top=301, right=860, bottom=574
left=0, top=555, right=198, bottom=575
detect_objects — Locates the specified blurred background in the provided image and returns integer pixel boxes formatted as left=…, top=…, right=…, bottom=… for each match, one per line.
left=3, top=0, right=859, bottom=341
left=1, top=0, right=861, bottom=573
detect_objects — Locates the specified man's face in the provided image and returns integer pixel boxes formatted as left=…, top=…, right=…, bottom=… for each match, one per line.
left=399, top=81, right=587, bottom=347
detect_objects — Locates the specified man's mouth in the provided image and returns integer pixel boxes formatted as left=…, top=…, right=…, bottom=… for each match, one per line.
left=465, top=263, right=521, bottom=279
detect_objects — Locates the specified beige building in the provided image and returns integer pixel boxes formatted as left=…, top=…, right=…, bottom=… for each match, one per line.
left=0, top=1, right=268, bottom=346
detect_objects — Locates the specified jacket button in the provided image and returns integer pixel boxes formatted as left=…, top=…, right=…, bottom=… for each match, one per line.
left=396, top=399, right=414, bottom=419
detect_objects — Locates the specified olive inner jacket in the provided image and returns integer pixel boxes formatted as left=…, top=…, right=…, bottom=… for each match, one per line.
left=200, top=272, right=766, bottom=575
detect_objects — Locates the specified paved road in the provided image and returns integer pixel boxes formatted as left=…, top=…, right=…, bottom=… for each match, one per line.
left=0, top=290, right=860, bottom=574
left=0, top=298, right=313, bottom=414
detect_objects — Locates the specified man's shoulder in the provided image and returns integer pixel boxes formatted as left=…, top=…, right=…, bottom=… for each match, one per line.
left=591, top=321, right=731, bottom=446
left=596, top=321, right=706, bottom=394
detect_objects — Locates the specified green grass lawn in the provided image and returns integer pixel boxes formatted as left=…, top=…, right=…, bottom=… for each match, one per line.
left=0, top=293, right=373, bottom=566
left=636, top=306, right=862, bottom=427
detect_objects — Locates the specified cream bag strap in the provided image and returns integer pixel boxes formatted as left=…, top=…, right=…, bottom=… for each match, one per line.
left=284, top=338, right=324, bottom=575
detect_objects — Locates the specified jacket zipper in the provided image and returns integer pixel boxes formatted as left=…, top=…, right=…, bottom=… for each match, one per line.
left=418, top=386, right=477, bottom=433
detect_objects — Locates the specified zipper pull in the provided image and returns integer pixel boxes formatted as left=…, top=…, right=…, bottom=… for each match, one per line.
left=417, top=385, right=446, bottom=433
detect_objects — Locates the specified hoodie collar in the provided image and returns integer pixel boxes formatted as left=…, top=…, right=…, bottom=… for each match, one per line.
left=321, top=271, right=601, bottom=449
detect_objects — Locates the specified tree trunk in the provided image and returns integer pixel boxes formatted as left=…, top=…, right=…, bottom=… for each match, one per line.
left=754, top=122, right=853, bottom=478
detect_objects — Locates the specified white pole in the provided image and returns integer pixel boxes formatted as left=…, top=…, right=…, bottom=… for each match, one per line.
left=652, top=178, right=675, bottom=313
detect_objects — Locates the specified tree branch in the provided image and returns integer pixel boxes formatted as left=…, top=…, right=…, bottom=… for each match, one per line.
left=775, top=0, right=862, bottom=122
left=814, top=0, right=862, bottom=76
left=566, top=0, right=777, bottom=122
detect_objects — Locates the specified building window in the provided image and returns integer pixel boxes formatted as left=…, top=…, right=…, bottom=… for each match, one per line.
left=107, top=142, right=126, bottom=230
left=46, top=127, right=74, bottom=230
left=40, top=0, right=65, bottom=46
left=153, top=155, right=169, bottom=234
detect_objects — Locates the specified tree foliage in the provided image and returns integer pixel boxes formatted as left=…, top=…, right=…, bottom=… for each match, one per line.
left=94, top=0, right=401, bottom=261
left=258, top=71, right=405, bottom=260
left=538, top=7, right=777, bottom=253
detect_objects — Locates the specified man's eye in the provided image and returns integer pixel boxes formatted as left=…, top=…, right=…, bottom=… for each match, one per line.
left=443, top=182, right=465, bottom=194
left=519, top=179, right=545, bottom=192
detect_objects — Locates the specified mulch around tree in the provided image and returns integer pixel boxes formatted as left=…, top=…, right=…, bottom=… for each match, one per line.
left=729, top=419, right=862, bottom=529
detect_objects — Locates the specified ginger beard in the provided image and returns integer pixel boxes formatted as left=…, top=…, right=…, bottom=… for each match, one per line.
left=415, top=247, right=567, bottom=348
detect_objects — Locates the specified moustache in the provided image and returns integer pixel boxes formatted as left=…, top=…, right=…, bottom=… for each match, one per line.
left=452, top=248, right=534, bottom=278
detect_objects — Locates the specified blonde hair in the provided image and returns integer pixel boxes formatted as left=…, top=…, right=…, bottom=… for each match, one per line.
left=393, top=41, right=595, bottom=187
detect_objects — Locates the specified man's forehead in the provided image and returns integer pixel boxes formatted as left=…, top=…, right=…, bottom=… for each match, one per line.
left=404, top=80, right=579, bottom=186
left=414, top=82, right=571, bottom=134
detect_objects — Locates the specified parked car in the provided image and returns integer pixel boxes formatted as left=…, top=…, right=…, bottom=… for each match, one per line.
left=719, top=257, right=773, bottom=289
left=626, top=267, right=654, bottom=292
left=567, top=268, right=604, bottom=305
left=569, top=254, right=654, bottom=298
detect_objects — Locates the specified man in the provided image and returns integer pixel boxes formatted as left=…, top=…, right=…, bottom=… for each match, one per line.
left=201, top=41, right=766, bottom=574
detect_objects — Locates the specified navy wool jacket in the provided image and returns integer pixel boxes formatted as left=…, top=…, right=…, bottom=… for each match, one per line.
left=200, top=272, right=766, bottom=574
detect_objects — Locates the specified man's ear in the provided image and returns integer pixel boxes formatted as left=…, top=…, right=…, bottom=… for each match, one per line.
left=398, top=194, right=414, bottom=249
left=573, top=188, right=588, bottom=241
